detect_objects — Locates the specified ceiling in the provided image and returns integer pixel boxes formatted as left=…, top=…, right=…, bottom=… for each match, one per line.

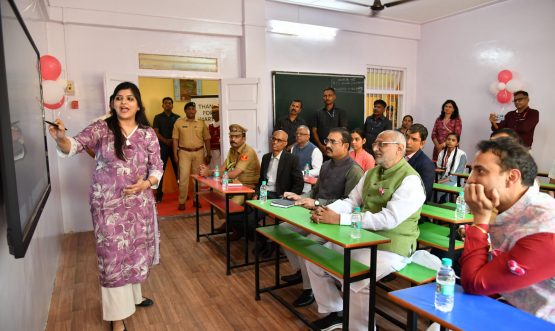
left=272, top=0, right=506, bottom=24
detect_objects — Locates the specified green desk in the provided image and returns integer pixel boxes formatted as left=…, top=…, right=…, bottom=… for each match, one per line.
left=420, top=204, right=473, bottom=259
left=540, top=182, right=555, bottom=193
left=432, top=183, right=463, bottom=203
left=247, top=200, right=390, bottom=331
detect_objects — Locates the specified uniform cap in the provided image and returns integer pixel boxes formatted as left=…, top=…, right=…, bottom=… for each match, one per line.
left=229, top=124, right=247, bottom=136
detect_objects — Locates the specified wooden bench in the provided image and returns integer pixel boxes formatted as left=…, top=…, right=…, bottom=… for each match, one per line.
left=418, top=222, right=464, bottom=251
left=197, top=191, right=245, bottom=214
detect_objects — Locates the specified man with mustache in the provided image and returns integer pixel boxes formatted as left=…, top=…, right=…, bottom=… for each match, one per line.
left=281, top=127, right=363, bottom=308
left=306, top=130, right=425, bottom=331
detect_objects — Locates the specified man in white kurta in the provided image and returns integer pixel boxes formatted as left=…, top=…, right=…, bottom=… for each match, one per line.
left=306, top=130, right=425, bottom=331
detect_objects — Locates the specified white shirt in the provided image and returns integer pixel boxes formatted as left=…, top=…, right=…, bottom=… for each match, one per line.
left=326, top=171, right=425, bottom=229
left=266, top=151, right=282, bottom=192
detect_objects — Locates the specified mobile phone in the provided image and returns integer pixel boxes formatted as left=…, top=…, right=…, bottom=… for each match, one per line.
left=44, top=120, right=68, bottom=131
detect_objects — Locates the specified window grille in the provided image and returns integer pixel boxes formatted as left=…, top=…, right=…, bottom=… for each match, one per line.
left=366, top=67, right=405, bottom=128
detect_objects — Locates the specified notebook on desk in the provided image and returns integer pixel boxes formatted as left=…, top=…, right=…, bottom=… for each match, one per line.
left=270, top=198, right=295, bottom=208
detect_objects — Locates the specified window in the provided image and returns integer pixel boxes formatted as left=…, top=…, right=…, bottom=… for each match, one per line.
left=138, top=53, right=218, bottom=72
left=366, top=67, right=405, bottom=128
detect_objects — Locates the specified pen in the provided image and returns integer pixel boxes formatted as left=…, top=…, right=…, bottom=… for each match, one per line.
left=44, top=120, right=68, bottom=131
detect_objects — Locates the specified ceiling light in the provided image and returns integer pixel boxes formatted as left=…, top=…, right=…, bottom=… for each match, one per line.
left=268, top=20, right=338, bottom=39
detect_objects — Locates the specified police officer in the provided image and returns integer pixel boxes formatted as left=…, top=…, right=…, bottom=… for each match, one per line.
left=172, top=102, right=211, bottom=210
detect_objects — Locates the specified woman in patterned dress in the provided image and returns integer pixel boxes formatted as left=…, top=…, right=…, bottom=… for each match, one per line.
left=48, top=82, right=163, bottom=331
left=431, top=99, right=462, bottom=162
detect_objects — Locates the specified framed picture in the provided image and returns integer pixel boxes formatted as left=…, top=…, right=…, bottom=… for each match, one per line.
left=174, top=79, right=198, bottom=101
left=0, top=0, right=51, bottom=258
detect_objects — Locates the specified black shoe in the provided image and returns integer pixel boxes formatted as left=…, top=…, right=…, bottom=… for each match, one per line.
left=281, top=270, right=302, bottom=284
left=261, top=246, right=275, bottom=259
left=110, top=320, right=127, bottom=331
left=293, top=289, right=315, bottom=307
left=312, top=311, right=343, bottom=331
left=136, top=297, right=154, bottom=307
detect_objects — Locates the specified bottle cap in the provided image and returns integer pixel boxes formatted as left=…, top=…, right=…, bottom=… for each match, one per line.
left=223, top=171, right=228, bottom=174
left=441, top=258, right=453, bottom=267
left=262, top=181, right=267, bottom=185
left=459, top=191, right=464, bottom=196
left=215, top=165, right=219, bottom=169
left=354, top=207, right=361, bottom=213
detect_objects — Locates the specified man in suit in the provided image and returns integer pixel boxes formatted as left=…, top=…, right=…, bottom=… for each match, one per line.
left=231, top=130, right=304, bottom=242
left=405, top=123, right=435, bottom=202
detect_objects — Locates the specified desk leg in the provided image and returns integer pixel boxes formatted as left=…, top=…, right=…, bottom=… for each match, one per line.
left=406, top=310, right=417, bottom=331
left=448, top=223, right=457, bottom=260
left=195, top=179, right=200, bottom=242
left=244, top=194, right=249, bottom=265
left=225, top=195, right=231, bottom=275
left=274, top=239, right=280, bottom=287
left=456, top=177, right=462, bottom=187
left=343, top=248, right=351, bottom=331
left=255, top=225, right=261, bottom=301
left=369, top=246, right=377, bottom=330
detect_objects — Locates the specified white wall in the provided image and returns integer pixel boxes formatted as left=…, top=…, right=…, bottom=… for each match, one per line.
left=416, top=0, right=555, bottom=171
left=0, top=1, right=64, bottom=331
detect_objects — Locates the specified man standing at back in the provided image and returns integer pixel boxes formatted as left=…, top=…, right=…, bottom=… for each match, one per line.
left=460, top=138, right=555, bottom=323
left=172, top=102, right=211, bottom=210
left=275, top=100, right=306, bottom=151
left=405, top=123, right=435, bottom=202
left=152, top=97, right=180, bottom=202
left=291, top=125, right=323, bottom=192
left=363, top=99, right=392, bottom=154
left=306, top=130, right=425, bottom=330
left=208, top=105, right=221, bottom=168
left=312, top=87, right=348, bottom=158
left=489, top=90, right=539, bottom=149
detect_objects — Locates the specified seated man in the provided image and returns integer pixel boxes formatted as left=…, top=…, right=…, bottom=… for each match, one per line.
left=281, top=127, right=363, bottom=307
left=460, top=138, right=555, bottom=323
left=306, top=130, right=425, bottom=330
left=405, top=123, right=435, bottom=202
left=291, top=125, right=323, bottom=192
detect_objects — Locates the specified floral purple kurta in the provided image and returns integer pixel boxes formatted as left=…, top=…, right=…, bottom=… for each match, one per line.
left=69, top=120, right=163, bottom=288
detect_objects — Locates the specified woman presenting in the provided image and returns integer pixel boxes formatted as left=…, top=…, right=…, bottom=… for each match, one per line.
left=48, top=82, right=163, bottom=331
left=431, top=99, right=462, bottom=161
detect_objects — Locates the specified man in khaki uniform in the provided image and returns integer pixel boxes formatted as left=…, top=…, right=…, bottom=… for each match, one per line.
left=200, top=124, right=260, bottom=230
left=172, top=102, right=211, bottom=210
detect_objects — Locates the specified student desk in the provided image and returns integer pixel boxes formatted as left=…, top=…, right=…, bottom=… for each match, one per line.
left=419, top=204, right=473, bottom=259
left=432, top=183, right=463, bottom=203
left=540, top=182, right=555, bottom=193
left=191, top=174, right=255, bottom=275
left=247, top=200, right=390, bottom=331
left=388, top=283, right=554, bottom=331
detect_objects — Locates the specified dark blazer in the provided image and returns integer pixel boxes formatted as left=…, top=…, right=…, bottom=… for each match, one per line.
left=408, top=149, right=435, bottom=202
left=256, top=151, right=303, bottom=196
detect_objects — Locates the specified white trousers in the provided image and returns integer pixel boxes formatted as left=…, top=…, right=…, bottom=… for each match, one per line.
left=306, top=245, right=405, bottom=331
left=280, top=222, right=326, bottom=289
left=101, top=283, right=143, bottom=321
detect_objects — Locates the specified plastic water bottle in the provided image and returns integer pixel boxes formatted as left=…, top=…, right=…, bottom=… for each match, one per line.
left=455, top=191, right=466, bottom=221
left=222, top=171, right=229, bottom=190
left=213, top=165, right=220, bottom=180
left=303, top=163, right=310, bottom=177
left=259, top=181, right=268, bottom=204
left=435, top=258, right=456, bottom=312
left=351, top=207, right=362, bottom=239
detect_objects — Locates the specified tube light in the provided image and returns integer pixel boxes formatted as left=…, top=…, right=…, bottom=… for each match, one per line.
left=268, top=20, right=338, bottom=39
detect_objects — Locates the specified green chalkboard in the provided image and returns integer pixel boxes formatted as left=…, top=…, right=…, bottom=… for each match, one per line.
left=272, top=72, right=365, bottom=132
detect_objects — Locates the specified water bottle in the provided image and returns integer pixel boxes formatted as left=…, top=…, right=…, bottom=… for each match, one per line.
left=455, top=191, right=466, bottom=221
left=222, top=171, right=229, bottom=190
left=434, top=258, right=456, bottom=312
left=213, top=165, right=220, bottom=180
left=351, top=207, right=362, bottom=239
left=303, top=163, right=310, bottom=177
left=259, top=180, right=268, bottom=204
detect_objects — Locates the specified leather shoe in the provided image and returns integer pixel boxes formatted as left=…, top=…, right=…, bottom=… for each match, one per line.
left=110, top=320, right=127, bottom=331
left=178, top=204, right=185, bottom=210
left=136, top=297, right=154, bottom=307
left=293, top=289, right=315, bottom=307
left=281, top=270, right=302, bottom=284
left=214, top=223, right=227, bottom=234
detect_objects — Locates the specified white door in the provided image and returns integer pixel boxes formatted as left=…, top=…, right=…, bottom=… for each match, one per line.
left=103, top=73, right=138, bottom=112
left=220, top=78, right=261, bottom=158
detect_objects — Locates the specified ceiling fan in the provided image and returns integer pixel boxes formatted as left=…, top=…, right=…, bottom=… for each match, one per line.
left=341, top=0, right=418, bottom=16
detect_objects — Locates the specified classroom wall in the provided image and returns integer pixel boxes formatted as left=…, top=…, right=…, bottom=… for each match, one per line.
left=0, top=1, right=64, bottom=330
left=415, top=0, right=555, bottom=171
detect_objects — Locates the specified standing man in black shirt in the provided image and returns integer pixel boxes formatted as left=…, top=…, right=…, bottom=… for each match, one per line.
left=311, top=87, right=348, bottom=159
left=275, top=99, right=306, bottom=151
left=152, top=97, right=180, bottom=202
left=363, top=99, right=392, bottom=154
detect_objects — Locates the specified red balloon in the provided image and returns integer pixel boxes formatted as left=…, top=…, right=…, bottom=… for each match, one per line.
left=40, top=55, right=62, bottom=81
left=44, top=96, right=65, bottom=110
left=497, top=69, right=513, bottom=83
left=496, top=90, right=512, bottom=104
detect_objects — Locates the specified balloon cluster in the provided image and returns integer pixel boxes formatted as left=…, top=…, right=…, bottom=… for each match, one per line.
left=489, top=69, right=523, bottom=104
left=40, top=55, right=65, bottom=110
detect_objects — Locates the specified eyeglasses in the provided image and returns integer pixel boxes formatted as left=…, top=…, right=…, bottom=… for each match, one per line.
left=271, top=137, right=287, bottom=143
left=372, top=141, right=399, bottom=148
left=324, top=138, right=343, bottom=145
left=513, top=97, right=526, bottom=102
